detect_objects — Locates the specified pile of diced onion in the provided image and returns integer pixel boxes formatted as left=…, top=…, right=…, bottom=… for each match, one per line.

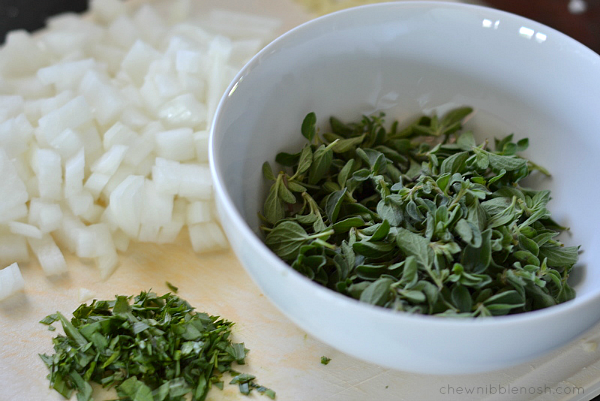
left=0, top=0, right=281, bottom=299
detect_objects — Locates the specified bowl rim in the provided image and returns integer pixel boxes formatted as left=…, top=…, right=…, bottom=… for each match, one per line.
left=209, top=0, right=600, bottom=329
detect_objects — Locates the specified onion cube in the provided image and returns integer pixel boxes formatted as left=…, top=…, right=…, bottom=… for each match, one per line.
left=141, top=179, right=173, bottom=226
left=67, top=191, right=94, bottom=217
left=34, top=148, right=62, bottom=201
left=186, top=201, right=212, bottom=225
left=155, top=127, right=195, bottom=161
left=188, top=222, right=228, bottom=253
left=158, top=93, right=206, bottom=129
left=28, top=234, right=68, bottom=276
left=53, top=210, right=86, bottom=253
left=0, top=30, right=51, bottom=77
left=0, top=114, right=34, bottom=158
left=79, top=70, right=126, bottom=126
left=0, top=263, right=25, bottom=301
left=64, top=149, right=85, bottom=198
left=0, top=149, right=28, bottom=222
left=9, top=221, right=43, bottom=239
left=38, top=95, right=93, bottom=143
left=109, top=175, right=144, bottom=238
left=96, top=249, right=119, bottom=280
left=75, top=223, right=115, bottom=258
left=133, top=4, right=168, bottom=47
left=49, top=128, right=83, bottom=160
left=78, top=287, right=96, bottom=303
left=84, top=172, right=111, bottom=200
left=103, top=121, right=138, bottom=150
left=29, top=199, right=63, bottom=233
left=37, top=58, right=95, bottom=89
left=175, top=50, right=203, bottom=74
left=90, top=0, right=128, bottom=25
left=152, top=158, right=212, bottom=199
left=121, top=40, right=162, bottom=86
left=0, top=95, right=24, bottom=122
left=91, top=144, right=128, bottom=176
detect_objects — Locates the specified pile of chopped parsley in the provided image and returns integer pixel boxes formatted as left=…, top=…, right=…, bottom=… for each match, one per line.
left=39, top=290, right=275, bottom=401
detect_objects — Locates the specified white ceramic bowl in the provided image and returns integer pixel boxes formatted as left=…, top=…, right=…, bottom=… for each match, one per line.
left=210, top=1, right=600, bottom=374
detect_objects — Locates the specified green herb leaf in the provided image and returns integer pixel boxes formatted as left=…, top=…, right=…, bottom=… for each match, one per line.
left=166, top=281, right=179, bottom=293
left=396, top=228, right=433, bottom=270
left=440, top=151, right=469, bottom=175
left=278, top=178, right=297, bottom=204
left=487, top=152, right=528, bottom=172
left=325, top=188, right=347, bottom=224
left=296, top=145, right=313, bottom=175
left=302, top=112, right=317, bottom=142
left=333, top=216, right=365, bottom=233
left=264, top=179, right=286, bottom=225
left=308, top=144, right=334, bottom=184
left=539, top=245, right=579, bottom=268
left=262, top=162, right=275, bottom=181
left=360, top=277, right=394, bottom=306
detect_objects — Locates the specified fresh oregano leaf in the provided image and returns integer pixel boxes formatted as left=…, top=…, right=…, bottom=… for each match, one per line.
left=262, top=161, right=275, bottom=181
left=302, top=111, right=317, bottom=142
left=360, top=277, right=394, bottom=306
left=325, top=188, right=347, bottom=224
left=265, top=221, right=311, bottom=261
left=263, top=180, right=285, bottom=225
left=308, top=144, right=334, bottom=184
left=278, top=178, right=297, bottom=204
left=296, top=145, right=313, bottom=175
left=451, top=285, right=472, bottom=313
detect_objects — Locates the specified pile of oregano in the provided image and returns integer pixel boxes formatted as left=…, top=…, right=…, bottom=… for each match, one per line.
left=260, top=107, right=579, bottom=317
left=39, top=291, right=275, bottom=400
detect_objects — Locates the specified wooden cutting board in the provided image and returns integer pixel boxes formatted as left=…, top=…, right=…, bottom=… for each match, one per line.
left=2, top=1, right=600, bottom=401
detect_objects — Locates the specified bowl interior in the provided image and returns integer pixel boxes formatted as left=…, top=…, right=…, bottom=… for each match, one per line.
left=211, top=1, right=600, bottom=372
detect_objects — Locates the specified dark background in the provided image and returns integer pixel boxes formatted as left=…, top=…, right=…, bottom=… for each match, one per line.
left=0, top=0, right=88, bottom=41
left=485, top=0, right=600, bottom=54
left=0, top=0, right=598, bottom=54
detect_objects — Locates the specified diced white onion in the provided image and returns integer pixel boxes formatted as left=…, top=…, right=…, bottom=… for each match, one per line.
left=91, top=144, right=128, bottom=175
left=189, top=222, right=228, bottom=253
left=109, top=175, right=144, bottom=238
left=29, top=199, right=63, bottom=233
left=0, top=263, right=25, bottom=301
left=28, top=234, right=68, bottom=276
left=155, top=127, right=195, bottom=161
left=78, top=287, right=96, bottom=303
left=0, top=0, right=281, bottom=282
left=9, top=221, right=43, bottom=239
left=187, top=201, right=212, bottom=225
left=152, top=158, right=212, bottom=199
left=38, top=96, right=93, bottom=142
left=33, top=148, right=62, bottom=201
left=0, top=149, right=28, bottom=223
